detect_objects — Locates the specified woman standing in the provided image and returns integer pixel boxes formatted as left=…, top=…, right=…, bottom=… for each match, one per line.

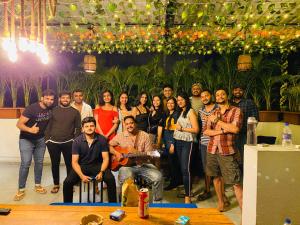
left=147, top=95, right=164, bottom=147
left=94, top=90, right=119, bottom=141
left=132, top=92, right=149, bottom=132
left=162, top=97, right=182, bottom=190
left=116, top=92, right=132, bottom=134
left=173, top=92, right=199, bottom=203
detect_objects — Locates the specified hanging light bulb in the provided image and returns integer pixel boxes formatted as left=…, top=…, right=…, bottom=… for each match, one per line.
left=7, top=39, right=18, bottom=62
left=36, top=43, right=49, bottom=64
left=18, top=37, right=29, bottom=52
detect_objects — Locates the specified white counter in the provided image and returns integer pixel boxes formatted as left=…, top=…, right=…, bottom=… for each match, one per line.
left=242, top=145, right=300, bottom=225
left=0, top=119, right=50, bottom=163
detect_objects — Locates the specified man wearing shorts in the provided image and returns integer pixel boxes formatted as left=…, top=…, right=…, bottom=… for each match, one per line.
left=204, top=88, right=243, bottom=212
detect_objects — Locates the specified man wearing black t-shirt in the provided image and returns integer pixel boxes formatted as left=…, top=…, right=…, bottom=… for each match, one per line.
left=14, top=89, right=55, bottom=201
left=45, top=91, right=81, bottom=194
left=63, top=117, right=116, bottom=202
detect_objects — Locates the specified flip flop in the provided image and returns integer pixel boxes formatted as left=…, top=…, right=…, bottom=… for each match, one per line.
left=51, top=186, right=60, bottom=194
left=14, top=191, right=25, bottom=201
left=35, top=186, right=47, bottom=194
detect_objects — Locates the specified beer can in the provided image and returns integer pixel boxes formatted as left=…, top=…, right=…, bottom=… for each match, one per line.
left=138, top=188, right=149, bottom=218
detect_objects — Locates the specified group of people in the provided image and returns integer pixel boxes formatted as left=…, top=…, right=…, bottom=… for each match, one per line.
left=13, top=82, right=259, bottom=212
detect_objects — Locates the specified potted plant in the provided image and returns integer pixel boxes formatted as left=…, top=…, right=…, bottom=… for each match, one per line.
left=281, top=75, right=300, bottom=125
left=258, top=73, right=282, bottom=122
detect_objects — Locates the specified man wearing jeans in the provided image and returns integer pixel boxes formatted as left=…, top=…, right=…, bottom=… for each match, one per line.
left=14, top=89, right=55, bottom=201
left=109, top=115, right=163, bottom=202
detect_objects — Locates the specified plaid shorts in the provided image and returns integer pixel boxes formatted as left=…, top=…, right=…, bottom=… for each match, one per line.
left=206, top=152, right=241, bottom=185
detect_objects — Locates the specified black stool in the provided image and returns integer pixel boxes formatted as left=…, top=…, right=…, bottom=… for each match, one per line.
left=79, top=180, right=103, bottom=203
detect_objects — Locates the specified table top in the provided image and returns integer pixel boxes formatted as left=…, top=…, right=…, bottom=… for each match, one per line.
left=0, top=204, right=234, bottom=225
left=245, top=144, right=300, bottom=152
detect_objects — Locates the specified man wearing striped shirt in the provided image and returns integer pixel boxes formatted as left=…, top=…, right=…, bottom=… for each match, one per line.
left=197, top=89, right=218, bottom=201
left=204, top=88, right=243, bottom=212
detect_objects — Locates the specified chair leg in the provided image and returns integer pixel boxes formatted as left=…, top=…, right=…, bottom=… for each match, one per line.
left=87, top=181, right=90, bottom=203
left=100, top=181, right=103, bottom=203
left=92, top=180, right=96, bottom=203
left=79, top=181, right=82, bottom=203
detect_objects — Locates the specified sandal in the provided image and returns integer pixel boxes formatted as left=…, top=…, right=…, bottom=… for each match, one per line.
left=51, top=186, right=60, bottom=194
left=14, top=191, right=25, bottom=201
left=197, top=191, right=212, bottom=201
left=35, top=185, right=47, bottom=194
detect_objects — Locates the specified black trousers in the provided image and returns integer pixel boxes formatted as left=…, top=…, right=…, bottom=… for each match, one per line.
left=63, top=164, right=117, bottom=203
left=47, top=142, right=73, bottom=185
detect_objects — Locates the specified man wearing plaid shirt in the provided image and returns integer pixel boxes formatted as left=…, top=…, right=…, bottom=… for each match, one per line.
left=231, top=85, right=259, bottom=165
left=204, top=88, right=243, bottom=212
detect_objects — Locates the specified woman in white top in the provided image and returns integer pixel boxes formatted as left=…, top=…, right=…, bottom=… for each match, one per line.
left=116, top=91, right=132, bottom=134
left=173, top=92, right=199, bottom=204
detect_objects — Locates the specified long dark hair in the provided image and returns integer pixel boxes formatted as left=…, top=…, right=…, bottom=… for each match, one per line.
left=177, top=91, right=191, bottom=118
left=99, top=89, right=114, bottom=106
left=135, top=91, right=148, bottom=107
left=117, top=91, right=131, bottom=111
left=166, top=97, right=177, bottom=129
left=151, top=95, right=163, bottom=113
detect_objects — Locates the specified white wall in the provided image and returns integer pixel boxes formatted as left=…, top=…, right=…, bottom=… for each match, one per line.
left=0, top=119, right=51, bottom=163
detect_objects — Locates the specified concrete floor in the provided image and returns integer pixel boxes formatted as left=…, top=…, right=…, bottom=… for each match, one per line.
left=0, top=162, right=241, bottom=224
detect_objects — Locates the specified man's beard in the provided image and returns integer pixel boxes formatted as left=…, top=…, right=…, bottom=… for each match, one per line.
left=60, top=102, right=70, bottom=107
left=233, top=95, right=242, bottom=99
left=203, top=100, right=212, bottom=105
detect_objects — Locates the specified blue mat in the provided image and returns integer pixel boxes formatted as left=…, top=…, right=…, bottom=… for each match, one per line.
left=50, top=202, right=197, bottom=208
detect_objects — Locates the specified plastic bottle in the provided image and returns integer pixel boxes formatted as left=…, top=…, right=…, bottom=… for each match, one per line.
left=246, top=117, right=257, bottom=145
left=284, top=218, right=291, bottom=225
left=282, top=122, right=293, bottom=147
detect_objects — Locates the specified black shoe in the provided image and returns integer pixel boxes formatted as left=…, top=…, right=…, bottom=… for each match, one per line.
left=197, top=191, right=212, bottom=201
left=164, top=183, right=179, bottom=191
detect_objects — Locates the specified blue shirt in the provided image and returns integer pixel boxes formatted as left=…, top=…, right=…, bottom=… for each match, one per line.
left=72, top=133, right=108, bottom=166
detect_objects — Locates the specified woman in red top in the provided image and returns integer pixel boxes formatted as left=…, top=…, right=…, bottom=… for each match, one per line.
left=94, top=90, right=119, bottom=141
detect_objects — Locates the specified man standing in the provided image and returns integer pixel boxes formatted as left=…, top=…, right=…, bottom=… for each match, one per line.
left=204, top=88, right=243, bottom=212
left=162, top=84, right=174, bottom=112
left=45, top=91, right=81, bottom=194
left=197, top=89, right=218, bottom=201
left=231, top=85, right=259, bottom=164
left=109, top=115, right=163, bottom=202
left=71, top=89, right=93, bottom=121
left=14, top=89, right=55, bottom=201
left=189, top=83, right=203, bottom=178
left=63, top=117, right=116, bottom=202
left=189, top=83, right=203, bottom=113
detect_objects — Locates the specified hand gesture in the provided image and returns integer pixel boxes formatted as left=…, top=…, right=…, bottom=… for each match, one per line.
left=169, top=144, right=175, bottom=154
left=208, top=114, right=219, bottom=123
left=176, top=123, right=182, bottom=131
left=95, top=172, right=103, bottom=181
left=81, top=175, right=91, bottom=183
left=30, top=123, right=39, bottom=134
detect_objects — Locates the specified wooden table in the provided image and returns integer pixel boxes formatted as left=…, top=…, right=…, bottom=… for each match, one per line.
left=0, top=204, right=234, bottom=225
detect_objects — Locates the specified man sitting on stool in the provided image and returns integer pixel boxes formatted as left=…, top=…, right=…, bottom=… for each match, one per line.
left=63, top=117, right=116, bottom=202
left=109, top=115, right=163, bottom=202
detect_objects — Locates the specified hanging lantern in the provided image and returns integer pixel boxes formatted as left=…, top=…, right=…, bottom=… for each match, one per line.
left=84, top=55, right=96, bottom=73
left=237, top=54, right=252, bottom=72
